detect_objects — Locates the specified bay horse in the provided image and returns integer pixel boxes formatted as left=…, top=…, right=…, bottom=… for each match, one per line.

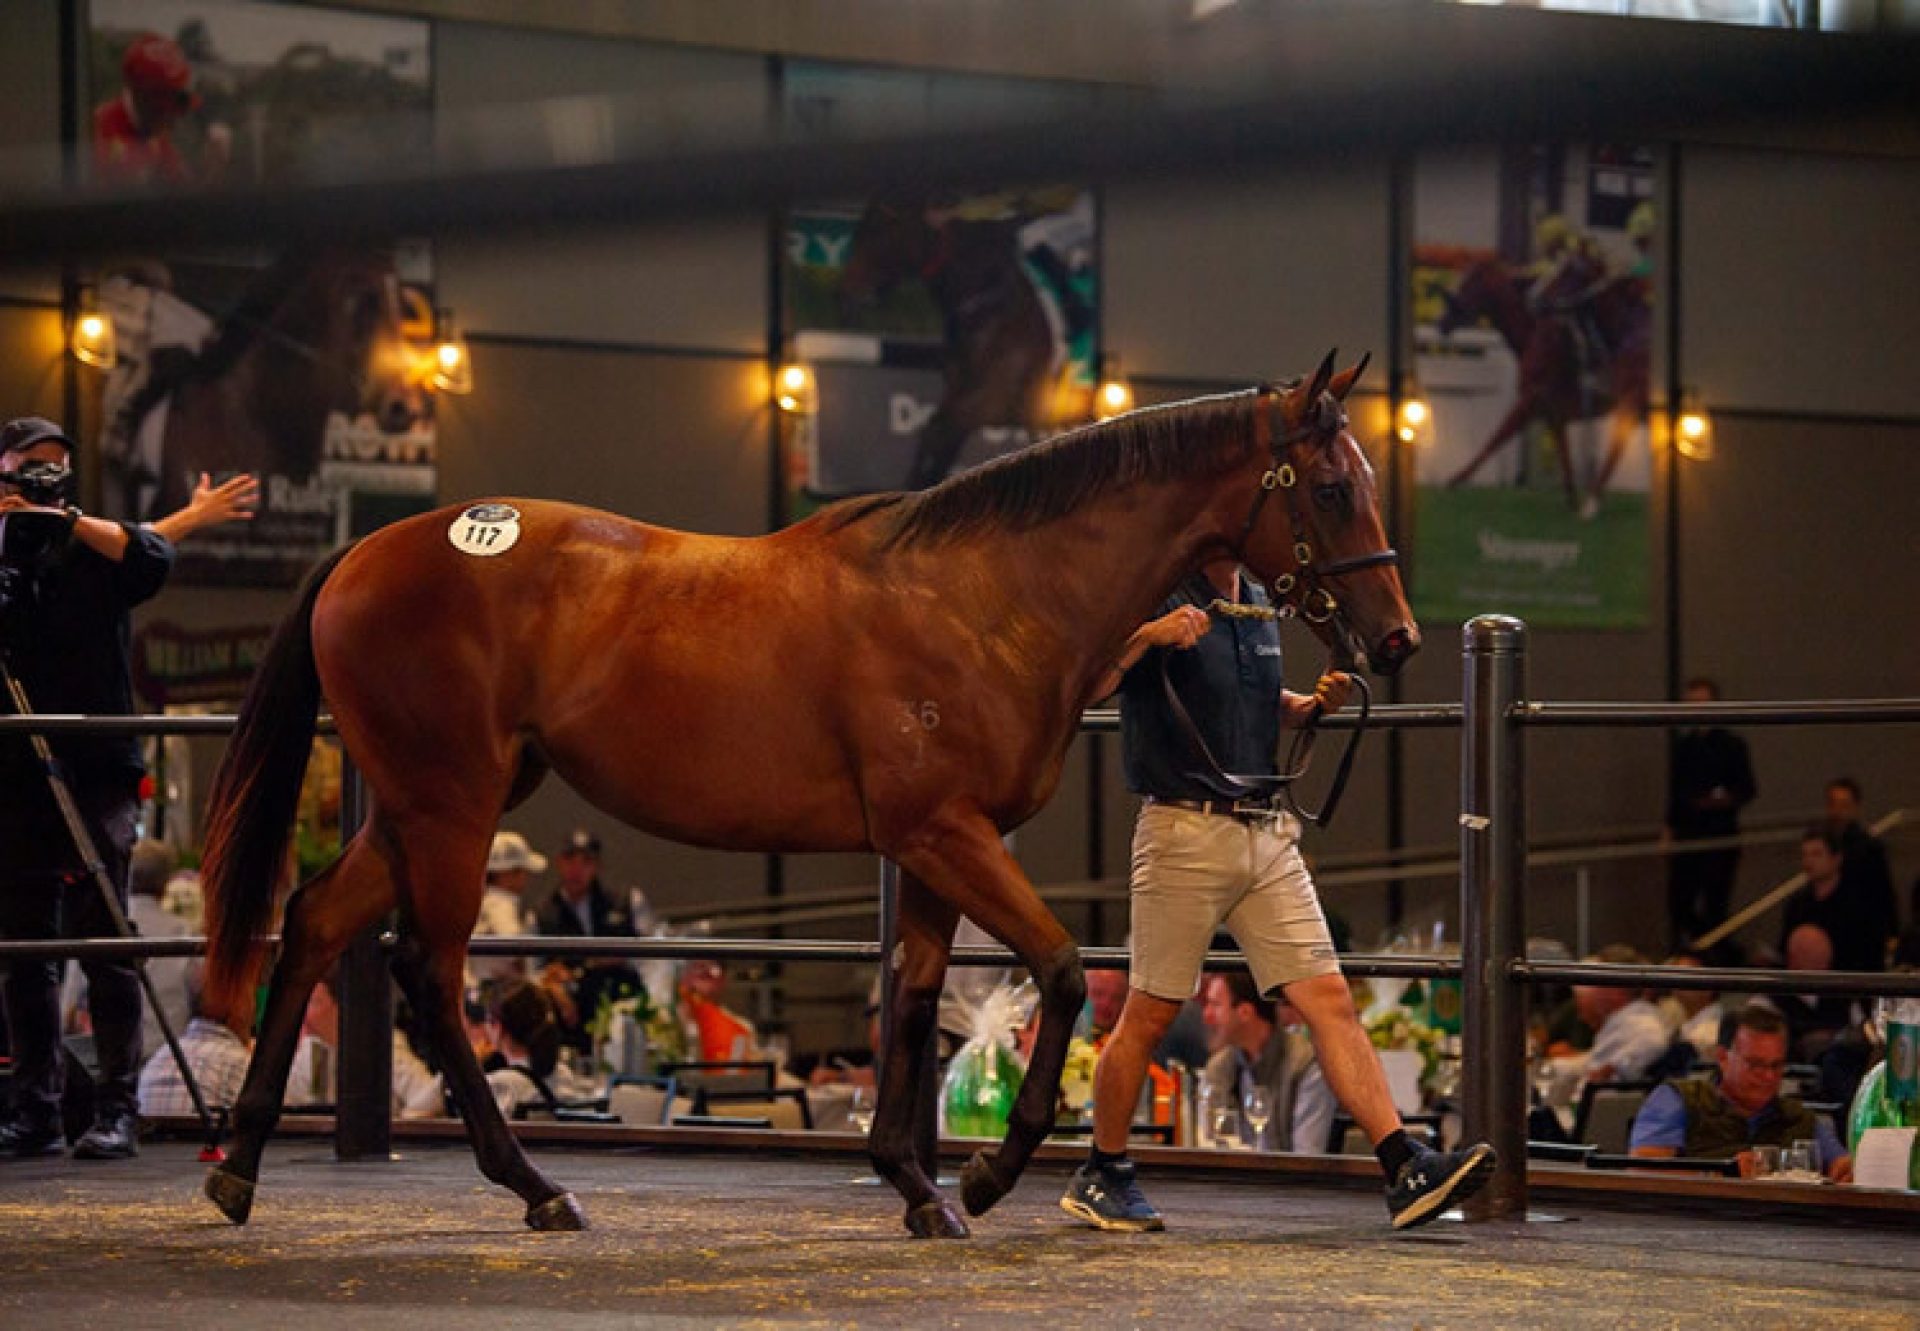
left=111, top=248, right=426, bottom=521
left=838, top=200, right=1067, bottom=491
left=1438, top=255, right=1651, bottom=515
left=197, top=352, right=1418, bottom=1238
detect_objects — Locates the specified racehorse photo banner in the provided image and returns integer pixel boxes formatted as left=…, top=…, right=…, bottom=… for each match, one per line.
left=1410, top=144, right=1657, bottom=629
left=84, top=1, right=436, bottom=586
left=779, top=63, right=1100, bottom=520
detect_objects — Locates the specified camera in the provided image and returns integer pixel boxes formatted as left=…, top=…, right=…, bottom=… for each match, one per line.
left=0, top=507, right=73, bottom=628
left=1, top=458, right=75, bottom=507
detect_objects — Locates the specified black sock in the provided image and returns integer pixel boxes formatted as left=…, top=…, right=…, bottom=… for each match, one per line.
left=1375, top=1129, right=1418, bottom=1178
left=1090, top=1145, right=1129, bottom=1170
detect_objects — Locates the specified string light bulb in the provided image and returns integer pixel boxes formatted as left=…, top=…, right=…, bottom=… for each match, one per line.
left=1675, top=387, right=1713, bottom=462
left=1095, top=355, right=1133, bottom=421
left=429, top=308, right=473, bottom=395
left=1396, top=394, right=1431, bottom=445
left=775, top=362, right=816, bottom=415
left=69, top=288, right=116, bottom=369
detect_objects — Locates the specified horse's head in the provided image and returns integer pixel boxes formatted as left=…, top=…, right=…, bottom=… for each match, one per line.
left=1239, top=351, right=1419, bottom=676
left=337, top=254, right=428, bottom=434
left=289, top=250, right=426, bottom=435
left=838, top=199, right=939, bottom=313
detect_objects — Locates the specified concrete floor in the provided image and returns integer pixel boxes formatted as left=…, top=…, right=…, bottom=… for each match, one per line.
left=1, top=1142, right=1915, bottom=1329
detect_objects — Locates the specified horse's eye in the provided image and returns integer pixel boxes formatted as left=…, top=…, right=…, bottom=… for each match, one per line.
left=1313, top=483, right=1347, bottom=512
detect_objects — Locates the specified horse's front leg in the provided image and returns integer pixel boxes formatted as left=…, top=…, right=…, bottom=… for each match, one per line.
left=868, top=873, right=965, bottom=1237
left=892, top=812, right=1084, bottom=1221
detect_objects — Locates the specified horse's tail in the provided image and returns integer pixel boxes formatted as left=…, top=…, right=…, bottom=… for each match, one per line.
left=200, top=545, right=353, bottom=1030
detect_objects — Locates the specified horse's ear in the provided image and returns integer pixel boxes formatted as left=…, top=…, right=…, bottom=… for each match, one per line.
left=1302, top=348, right=1338, bottom=407
left=1329, top=352, right=1371, bottom=402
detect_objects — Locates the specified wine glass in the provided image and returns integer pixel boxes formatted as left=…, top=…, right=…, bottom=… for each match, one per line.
left=848, top=1085, right=876, bottom=1136
left=844, top=1085, right=883, bottom=1187
left=1209, top=1105, right=1242, bottom=1149
left=1243, top=1087, right=1273, bottom=1150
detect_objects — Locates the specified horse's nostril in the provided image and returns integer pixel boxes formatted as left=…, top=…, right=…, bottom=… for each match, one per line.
left=1378, top=628, right=1419, bottom=663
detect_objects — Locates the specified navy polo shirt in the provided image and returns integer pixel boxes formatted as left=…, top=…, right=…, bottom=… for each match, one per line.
left=1119, top=572, right=1284, bottom=801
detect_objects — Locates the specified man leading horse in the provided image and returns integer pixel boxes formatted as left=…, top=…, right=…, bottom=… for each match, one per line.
left=1060, top=555, right=1493, bottom=1234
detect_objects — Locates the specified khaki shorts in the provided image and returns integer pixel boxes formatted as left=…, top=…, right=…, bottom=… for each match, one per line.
left=1128, top=800, right=1341, bottom=1002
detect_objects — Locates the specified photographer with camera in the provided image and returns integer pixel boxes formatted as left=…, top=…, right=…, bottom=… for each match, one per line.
left=0, top=415, right=255, bottom=1159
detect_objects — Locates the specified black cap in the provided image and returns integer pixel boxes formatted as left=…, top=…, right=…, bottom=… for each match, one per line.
left=0, top=417, right=75, bottom=457
left=561, top=827, right=601, bottom=856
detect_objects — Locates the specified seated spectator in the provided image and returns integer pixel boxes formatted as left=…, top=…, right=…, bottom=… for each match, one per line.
left=1782, top=823, right=1893, bottom=974
left=286, top=975, right=338, bottom=1108
left=482, top=981, right=592, bottom=1118
left=135, top=970, right=250, bottom=1118
left=1574, top=943, right=1675, bottom=1083
left=281, top=976, right=446, bottom=1119
left=1773, top=922, right=1858, bottom=1064
left=1199, top=972, right=1333, bottom=1153
left=678, top=958, right=760, bottom=1064
left=1656, top=950, right=1722, bottom=1064
left=469, top=830, right=545, bottom=997
left=1536, top=993, right=1593, bottom=1060
left=1629, top=1002, right=1851, bottom=1182
left=532, top=827, right=643, bottom=1051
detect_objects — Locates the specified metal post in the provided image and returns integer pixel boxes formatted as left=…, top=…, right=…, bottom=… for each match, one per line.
left=333, top=758, right=393, bottom=1160
left=1460, top=615, right=1527, bottom=1220
left=877, top=858, right=899, bottom=1086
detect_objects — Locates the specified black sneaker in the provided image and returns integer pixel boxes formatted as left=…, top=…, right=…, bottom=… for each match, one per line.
left=0, top=1117, right=65, bottom=1158
left=1059, top=1158, right=1165, bottom=1233
left=1386, top=1141, right=1496, bottom=1230
left=71, top=1110, right=139, bottom=1160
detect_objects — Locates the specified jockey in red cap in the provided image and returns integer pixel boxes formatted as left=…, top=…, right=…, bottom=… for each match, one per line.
left=92, top=33, right=222, bottom=186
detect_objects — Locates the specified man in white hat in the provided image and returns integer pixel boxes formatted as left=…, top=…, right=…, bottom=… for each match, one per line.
left=470, top=831, right=547, bottom=994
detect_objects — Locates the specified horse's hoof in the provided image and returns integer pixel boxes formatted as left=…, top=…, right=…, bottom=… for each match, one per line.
left=204, top=1167, right=255, bottom=1225
left=904, top=1199, right=970, bottom=1239
left=526, top=1192, right=588, bottom=1232
left=959, top=1150, right=1012, bottom=1218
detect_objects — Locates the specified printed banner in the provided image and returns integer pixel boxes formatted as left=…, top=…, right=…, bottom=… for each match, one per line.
left=1411, top=145, right=1656, bottom=628
left=781, top=190, right=1098, bottom=517
left=85, top=2, right=436, bottom=586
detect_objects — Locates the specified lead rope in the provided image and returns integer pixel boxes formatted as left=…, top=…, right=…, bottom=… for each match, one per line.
left=1156, top=597, right=1371, bottom=829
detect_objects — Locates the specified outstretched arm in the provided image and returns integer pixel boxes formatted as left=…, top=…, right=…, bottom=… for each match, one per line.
left=150, top=472, right=259, bottom=544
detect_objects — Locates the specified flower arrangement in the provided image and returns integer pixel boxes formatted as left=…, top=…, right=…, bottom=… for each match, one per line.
left=1057, top=1037, right=1100, bottom=1123
left=1364, top=1007, right=1445, bottom=1089
left=589, top=985, right=687, bottom=1076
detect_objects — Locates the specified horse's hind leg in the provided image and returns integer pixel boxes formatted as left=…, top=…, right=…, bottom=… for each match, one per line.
left=388, top=936, right=583, bottom=1230
left=870, top=873, right=966, bottom=1238
left=205, top=832, right=396, bottom=1224
left=385, top=817, right=584, bottom=1231
left=893, top=815, right=1084, bottom=1221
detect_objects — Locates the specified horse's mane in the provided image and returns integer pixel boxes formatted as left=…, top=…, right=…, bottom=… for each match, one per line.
left=114, top=250, right=343, bottom=438
left=824, top=389, right=1262, bottom=550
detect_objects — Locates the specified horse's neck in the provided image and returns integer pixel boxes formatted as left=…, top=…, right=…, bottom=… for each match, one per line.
left=968, top=472, right=1246, bottom=689
left=1484, top=280, right=1532, bottom=355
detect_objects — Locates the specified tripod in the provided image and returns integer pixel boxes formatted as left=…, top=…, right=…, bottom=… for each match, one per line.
left=0, top=654, right=221, bottom=1151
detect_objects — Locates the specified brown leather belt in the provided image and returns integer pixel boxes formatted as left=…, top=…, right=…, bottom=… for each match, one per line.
left=1146, top=795, right=1286, bottom=823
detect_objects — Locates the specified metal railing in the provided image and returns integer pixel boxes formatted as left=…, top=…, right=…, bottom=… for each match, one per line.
left=1457, top=615, right=1920, bottom=1219
left=7, top=629, right=1920, bottom=1216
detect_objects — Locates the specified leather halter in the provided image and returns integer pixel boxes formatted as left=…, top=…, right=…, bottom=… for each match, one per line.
left=1239, top=386, right=1400, bottom=631
left=1164, top=384, right=1402, bottom=829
